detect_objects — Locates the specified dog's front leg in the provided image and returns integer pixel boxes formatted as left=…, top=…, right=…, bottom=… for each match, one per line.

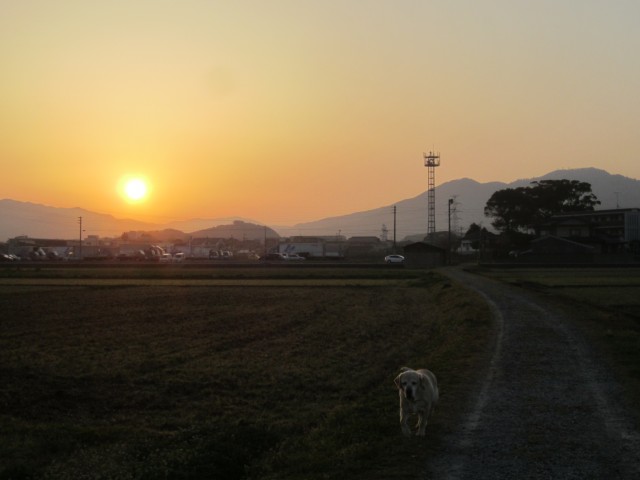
left=416, top=412, right=427, bottom=436
left=400, top=408, right=412, bottom=437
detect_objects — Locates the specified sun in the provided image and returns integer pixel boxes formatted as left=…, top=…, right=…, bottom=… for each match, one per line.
left=125, top=178, right=147, bottom=200
left=119, top=176, right=150, bottom=203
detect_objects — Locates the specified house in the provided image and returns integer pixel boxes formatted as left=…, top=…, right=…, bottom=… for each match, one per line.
left=345, top=236, right=383, bottom=257
left=457, top=228, right=499, bottom=256
left=457, top=238, right=477, bottom=255
left=7, top=236, right=72, bottom=260
left=6, top=236, right=116, bottom=259
left=535, top=208, right=640, bottom=253
left=403, top=242, right=446, bottom=268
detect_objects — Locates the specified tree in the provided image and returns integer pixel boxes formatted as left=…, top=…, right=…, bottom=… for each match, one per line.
left=484, top=179, right=600, bottom=233
left=484, top=186, right=537, bottom=232
left=529, top=180, right=600, bottom=221
left=463, top=223, right=490, bottom=250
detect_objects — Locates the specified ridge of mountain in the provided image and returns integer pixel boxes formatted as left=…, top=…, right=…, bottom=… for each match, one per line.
left=1, top=168, right=638, bottom=241
left=0, top=199, right=158, bottom=241
left=284, top=167, right=640, bottom=239
left=163, top=217, right=261, bottom=233
left=190, top=221, right=280, bottom=241
left=0, top=199, right=258, bottom=241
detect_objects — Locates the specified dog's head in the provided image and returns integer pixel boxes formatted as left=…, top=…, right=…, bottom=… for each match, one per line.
left=394, top=369, right=423, bottom=401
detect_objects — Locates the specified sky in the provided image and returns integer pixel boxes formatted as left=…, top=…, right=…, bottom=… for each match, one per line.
left=1, top=0, right=639, bottom=226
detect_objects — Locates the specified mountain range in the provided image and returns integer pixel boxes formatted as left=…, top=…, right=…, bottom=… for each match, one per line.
left=1, top=168, right=638, bottom=242
left=282, top=168, right=640, bottom=239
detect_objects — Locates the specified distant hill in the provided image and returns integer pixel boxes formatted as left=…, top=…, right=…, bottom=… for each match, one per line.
left=190, top=221, right=280, bottom=241
left=2, top=168, right=638, bottom=241
left=163, top=217, right=261, bottom=233
left=120, top=222, right=280, bottom=243
left=283, top=168, right=640, bottom=239
left=0, top=199, right=158, bottom=241
left=0, top=199, right=268, bottom=242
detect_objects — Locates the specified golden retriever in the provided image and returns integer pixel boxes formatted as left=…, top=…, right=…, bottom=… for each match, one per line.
left=394, top=367, right=439, bottom=436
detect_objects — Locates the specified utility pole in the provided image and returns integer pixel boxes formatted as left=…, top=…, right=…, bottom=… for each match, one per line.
left=393, top=205, right=397, bottom=252
left=450, top=195, right=460, bottom=234
left=264, top=226, right=267, bottom=257
left=78, top=216, right=83, bottom=260
left=448, top=199, right=453, bottom=264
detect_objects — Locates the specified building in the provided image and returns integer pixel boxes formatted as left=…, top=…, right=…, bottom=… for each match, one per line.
left=7, top=236, right=71, bottom=260
left=278, top=236, right=347, bottom=258
left=6, top=236, right=116, bottom=259
left=457, top=228, right=498, bottom=256
left=535, top=208, right=640, bottom=253
left=345, top=236, right=384, bottom=257
left=403, top=242, right=446, bottom=268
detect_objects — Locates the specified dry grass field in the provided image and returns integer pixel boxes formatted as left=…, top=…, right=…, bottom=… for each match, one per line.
left=0, top=267, right=492, bottom=479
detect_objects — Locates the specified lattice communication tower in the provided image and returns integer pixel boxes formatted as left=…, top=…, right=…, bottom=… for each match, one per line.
left=423, top=151, right=441, bottom=236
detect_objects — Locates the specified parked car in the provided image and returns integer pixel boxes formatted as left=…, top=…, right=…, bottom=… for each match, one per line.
left=209, top=250, right=233, bottom=260
left=260, top=253, right=286, bottom=261
left=384, top=254, right=405, bottom=264
left=282, top=253, right=305, bottom=261
left=159, top=253, right=173, bottom=263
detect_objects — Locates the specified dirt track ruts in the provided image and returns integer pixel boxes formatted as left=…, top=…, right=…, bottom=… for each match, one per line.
left=424, top=267, right=640, bottom=479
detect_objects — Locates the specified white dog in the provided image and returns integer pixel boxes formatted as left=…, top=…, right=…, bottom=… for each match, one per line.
left=394, top=367, right=439, bottom=436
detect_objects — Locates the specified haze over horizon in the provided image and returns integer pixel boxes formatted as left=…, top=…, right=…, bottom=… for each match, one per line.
left=2, top=1, right=639, bottom=226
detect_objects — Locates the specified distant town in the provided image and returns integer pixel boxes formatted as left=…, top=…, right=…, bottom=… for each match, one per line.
left=2, top=207, right=640, bottom=267
left=1, top=223, right=433, bottom=265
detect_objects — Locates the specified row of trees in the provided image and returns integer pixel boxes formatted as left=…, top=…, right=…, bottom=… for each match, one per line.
left=483, top=179, right=601, bottom=233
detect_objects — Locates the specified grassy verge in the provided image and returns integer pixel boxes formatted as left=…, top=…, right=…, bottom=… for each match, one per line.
left=0, top=269, right=492, bottom=479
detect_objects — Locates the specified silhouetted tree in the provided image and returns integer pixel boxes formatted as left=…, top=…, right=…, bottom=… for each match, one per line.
left=484, top=179, right=600, bottom=233
left=484, top=187, right=536, bottom=232
left=463, top=223, right=489, bottom=250
left=529, top=180, right=601, bottom=221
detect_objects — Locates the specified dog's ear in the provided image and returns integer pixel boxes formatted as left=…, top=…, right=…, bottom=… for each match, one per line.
left=394, top=374, right=402, bottom=389
left=418, top=372, right=428, bottom=389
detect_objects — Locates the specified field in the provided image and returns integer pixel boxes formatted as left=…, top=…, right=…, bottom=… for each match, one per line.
left=0, top=266, right=493, bottom=479
left=3, top=264, right=638, bottom=479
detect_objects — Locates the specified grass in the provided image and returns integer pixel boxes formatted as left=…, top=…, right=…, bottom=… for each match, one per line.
left=0, top=268, right=492, bottom=479
left=0, top=265, right=422, bottom=280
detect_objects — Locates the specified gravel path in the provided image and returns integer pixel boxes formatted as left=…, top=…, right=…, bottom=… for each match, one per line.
left=424, top=267, right=640, bottom=479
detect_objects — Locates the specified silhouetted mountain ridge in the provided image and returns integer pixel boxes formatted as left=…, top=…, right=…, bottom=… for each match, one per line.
left=0, top=199, right=263, bottom=241
left=281, top=168, right=640, bottom=239
left=1, top=168, right=638, bottom=241
left=120, top=222, right=280, bottom=243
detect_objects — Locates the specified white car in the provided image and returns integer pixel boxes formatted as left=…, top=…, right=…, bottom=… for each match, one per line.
left=384, top=254, right=405, bottom=264
left=282, top=253, right=305, bottom=261
left=159, top=253, right=173, bottom=263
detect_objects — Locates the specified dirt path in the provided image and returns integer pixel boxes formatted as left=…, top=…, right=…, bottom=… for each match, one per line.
left=425, top=267, right=640, bottom=479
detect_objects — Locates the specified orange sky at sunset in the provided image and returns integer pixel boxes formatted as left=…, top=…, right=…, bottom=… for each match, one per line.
left=1, top=1, right=639, bottom=226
